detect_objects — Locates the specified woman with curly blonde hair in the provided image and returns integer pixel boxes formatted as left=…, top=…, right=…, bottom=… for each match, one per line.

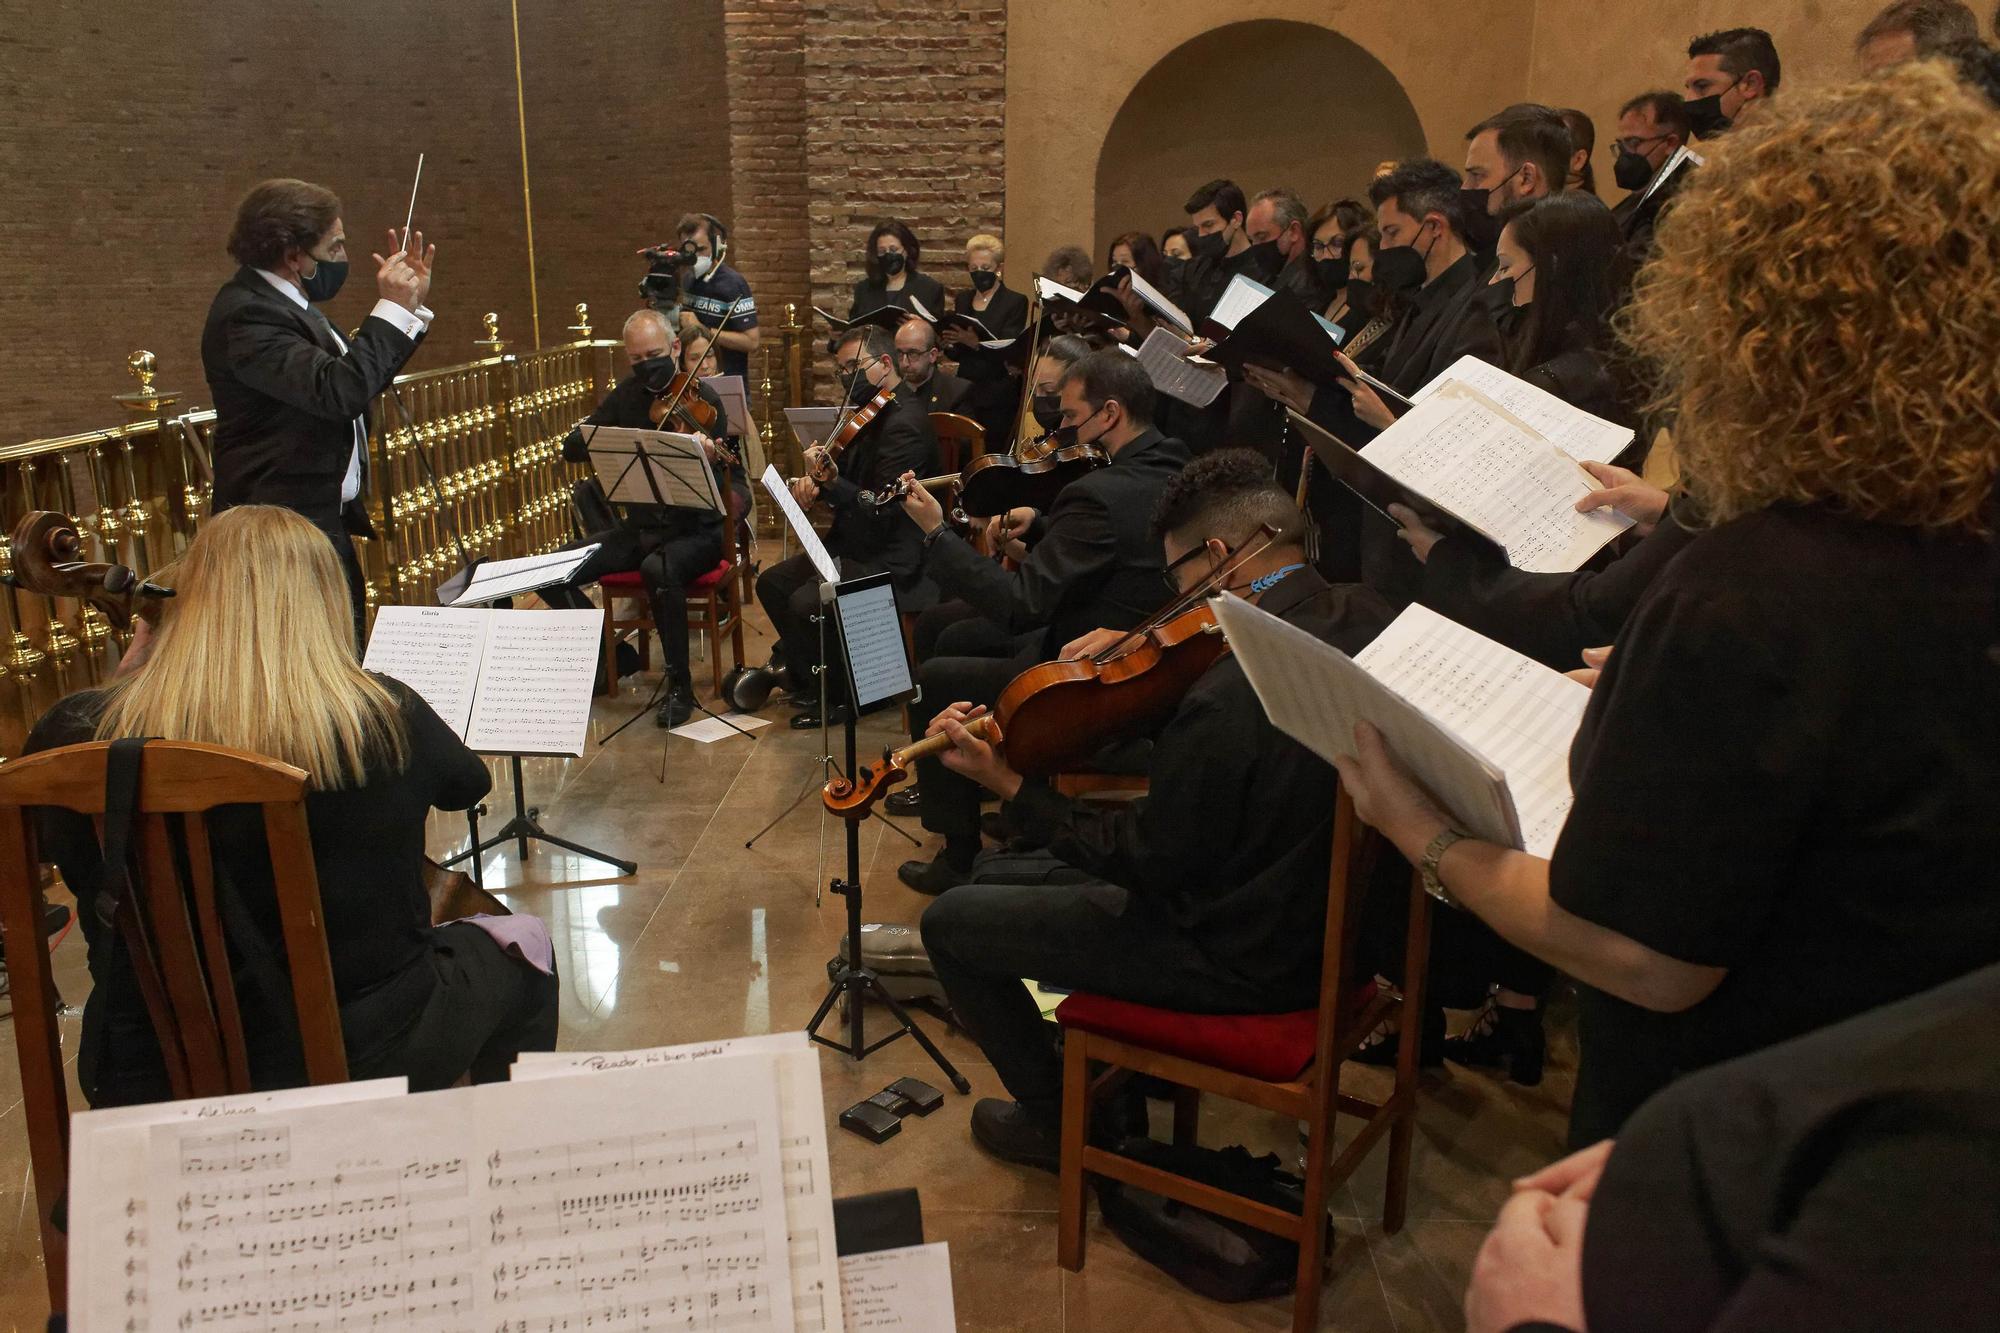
left=1334, top=61, right=2000, bottom=1146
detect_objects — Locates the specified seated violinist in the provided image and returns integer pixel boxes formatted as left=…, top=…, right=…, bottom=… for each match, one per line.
left=918, top=451, right=1393, bottom=1168
left=538, top=308, right=730, bottom=728
left=893, top=349, right=1189, bottom=894
left=22, top=505, right=558, bottom=1108
left=755, top=322, right=939, bottom=728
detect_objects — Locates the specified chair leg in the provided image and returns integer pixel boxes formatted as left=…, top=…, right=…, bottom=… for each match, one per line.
left=1171, top=1085, right=1200, bottom=1148
left=1291, top=1082, right=1336, bottom=1333
left=598, top=602, right=616, bottom=696
left=1056, top=1034, right=1092, bottom=1271
left=707, top=590, right=724, bottom=698
left=727, top=586, right=746, bottom=677
left=1384, top=876, right=1435, bottom=1236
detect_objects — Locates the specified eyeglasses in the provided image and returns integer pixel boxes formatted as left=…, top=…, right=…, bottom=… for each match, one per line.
left=1160, top=542, right=1214, bottom=594
left=1614, top=133, right=1671, bottom=154
left=1310, top=239, right=1343, bottom=258
left=835, top=353, right=879, bottom=376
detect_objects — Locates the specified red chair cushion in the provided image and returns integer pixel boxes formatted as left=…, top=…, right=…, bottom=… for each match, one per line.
left=598, top=570, right=645, bottom=591
left=1055, top=982, right=1377, bottom=1083
left=689, top=558, right=734, bottom=592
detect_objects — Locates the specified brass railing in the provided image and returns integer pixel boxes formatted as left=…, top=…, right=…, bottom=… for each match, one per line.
left=0, top=303, right=817, bottom=756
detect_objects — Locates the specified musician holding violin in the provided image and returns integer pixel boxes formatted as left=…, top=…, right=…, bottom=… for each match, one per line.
left=538, top=308, right=732, bottom=728
left=891, top=348, right=1190, bottom=895
left=755, top=322, right=940, bottom=729
left=916, top=450, right=1393, bottom=1170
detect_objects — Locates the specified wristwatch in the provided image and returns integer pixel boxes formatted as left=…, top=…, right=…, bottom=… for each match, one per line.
left=1419, top=827, right=1468, bottom=906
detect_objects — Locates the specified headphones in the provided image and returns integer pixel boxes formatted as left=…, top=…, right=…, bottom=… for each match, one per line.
left=689, top=212, right=729, bottom=269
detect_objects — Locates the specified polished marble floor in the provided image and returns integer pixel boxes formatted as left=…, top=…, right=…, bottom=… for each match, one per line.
left=0, top=613, right=1578, bottom=1331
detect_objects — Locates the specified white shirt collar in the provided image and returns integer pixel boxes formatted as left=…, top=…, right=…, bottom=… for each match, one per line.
left=253, top=268, right=310, bottom=312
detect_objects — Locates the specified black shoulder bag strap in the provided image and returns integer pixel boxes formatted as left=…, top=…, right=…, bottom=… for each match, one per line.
left=95, top=737, right=190, bottom=1092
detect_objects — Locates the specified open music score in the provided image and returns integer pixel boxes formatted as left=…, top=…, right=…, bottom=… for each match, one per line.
left=1410, top=354, right=1634, bottom=465
left=364, top=606, right=602, bottom=756
left=833, top=575, right=913, bottom=714
left=70, top=1060, right=800, bottom=1332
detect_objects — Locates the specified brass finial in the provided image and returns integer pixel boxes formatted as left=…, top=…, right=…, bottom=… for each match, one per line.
left=127, top=350, right=157, bottom=396
left=474, top=311, right=508, bottom=354
left=114, top=349, right=180, bottom=417
left=568, top=303, right=593, bottom=340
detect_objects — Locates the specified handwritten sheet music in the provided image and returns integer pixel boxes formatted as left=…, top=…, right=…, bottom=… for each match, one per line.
left=762, top=464, right=840, bottom=585
left=129, top=1061, right=796, bottom=1333
left=465, top=610, right=602, bottom=755
left=1360, top=382, right=1631, bottom=573
left=514, top=1033, right=840, bottom=1333
left=363, top=605, right=490, bottom=734
left=1213, top=596, right=1588, bottom=859
left=835, top=580, right=912, bottom=710
left=1135, top=326, right=1226, bottom=407
left=448, top=544, right=600, bottom=607
left=1411, top=355, right=1633, bottom=465
left=68, top=1079, right=408, bottom=1332
left=838, top=1244, right=956, bottom=1330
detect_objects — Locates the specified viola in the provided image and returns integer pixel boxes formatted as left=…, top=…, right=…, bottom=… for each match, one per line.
left=824, top=716, right=995, bottom=821
left=5, top=511, right=173, bottom=630
left=953, top=427, right=1109, bottom=519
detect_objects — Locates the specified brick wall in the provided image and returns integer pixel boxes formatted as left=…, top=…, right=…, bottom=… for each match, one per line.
left=0, top=0, right=729, bottom=441
left=724, top=0, right=812, bottom=407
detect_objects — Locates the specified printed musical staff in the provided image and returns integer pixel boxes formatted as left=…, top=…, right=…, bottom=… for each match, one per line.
left=364, top=607, right=603, bottom=757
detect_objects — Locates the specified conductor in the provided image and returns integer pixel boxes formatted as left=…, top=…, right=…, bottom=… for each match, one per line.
left=201, top=178, right=436, bottom=645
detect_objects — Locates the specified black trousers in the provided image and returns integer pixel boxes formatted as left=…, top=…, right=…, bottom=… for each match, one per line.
left=323, top=524, right=367, bottom=653
left=921, top=855, right=1276, bottom=1116
left=543, top=524, right=723, bottom=685
left=348, top=922, right=560, bottom=1091
left=912, top=641, right=1037, bottom=840
left=755, top=551, right=886, bottom=703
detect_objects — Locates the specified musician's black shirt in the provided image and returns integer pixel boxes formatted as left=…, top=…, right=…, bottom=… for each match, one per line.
left=561, top=373, right=731, bottom=536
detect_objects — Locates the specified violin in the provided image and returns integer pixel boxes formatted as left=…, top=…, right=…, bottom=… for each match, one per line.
left=5, top=511, right=173, bottom=630
left=647, top=371, right=721, bottom=436
left=824, top=716, right=995, bottom=821
left=803, top=386, right=893, bottom=485
left=953, top=426, right=1109, bottom=519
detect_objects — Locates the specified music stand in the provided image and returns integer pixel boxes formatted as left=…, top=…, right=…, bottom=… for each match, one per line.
left=582, top=427, right=755, bottom=755
left=805, top=571, right=969, bottom=1092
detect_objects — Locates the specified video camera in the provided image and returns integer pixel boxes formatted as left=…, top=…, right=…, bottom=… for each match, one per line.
left=636, top=214, right=730, bottom=311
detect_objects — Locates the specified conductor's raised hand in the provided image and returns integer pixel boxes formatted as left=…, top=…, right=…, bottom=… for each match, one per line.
left=373, top=245, right=421, bottom=311
left=897, top=470, right=946, bottom=535
left=394, top=228, right=436, bottom=307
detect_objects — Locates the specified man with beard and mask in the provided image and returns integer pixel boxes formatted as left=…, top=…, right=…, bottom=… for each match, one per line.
left=891, top=350, right=1188, bottom=894
left=1610, top=91, right=1691, bottom=256
left=755, top=322, right=939, bottom=729
left=1246, top=187, right=1324, bottom=308
left=892, top=315, right=972, bottom=414
left=1175, top=178, right=1282, bottom=323
left=204, top=178, right=435, bottom=649
left=672, top=212, right=758, bottom=381
left=538, top=309, right=731, bottom=729
left=1683, top=27, right=1781, bottom=139
left=1460, top=105, right=1570, bottom=268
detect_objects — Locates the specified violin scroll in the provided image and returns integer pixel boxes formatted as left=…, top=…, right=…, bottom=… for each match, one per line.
left=822, top=717, right=995, bottom=822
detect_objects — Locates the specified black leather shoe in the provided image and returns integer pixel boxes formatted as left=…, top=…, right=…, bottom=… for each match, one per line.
left=970, top=1099, right=1061, bottom=1172
left=655, top=689, right=694, bottom=730
left=884, top=787, right=922, bottom=816
left=897, top=854, right=971, bottom=896
left=1351, top=1001, right=1446, bottom=1070
left=1441, top=996, right=1546, bottom=1086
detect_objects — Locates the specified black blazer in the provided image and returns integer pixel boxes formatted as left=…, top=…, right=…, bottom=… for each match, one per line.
left=850, top=272, right=947, bottom=320
left=202, top=267, right=422, bottom=536
left=952, top=285, right=1029, bottom=342
left=820, top=388, right=940, bottom=596
left=906, top=369, right=973, bottom=415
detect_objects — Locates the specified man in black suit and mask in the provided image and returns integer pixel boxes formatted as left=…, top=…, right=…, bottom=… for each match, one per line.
left=201, top=178, right=435, bottom=646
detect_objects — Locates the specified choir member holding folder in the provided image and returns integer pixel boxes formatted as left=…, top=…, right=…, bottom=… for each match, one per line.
left=944, top=232, right=1030, bottom=448
left=22, top=507, right=558, bottom=1107
left=1329, top=66, right=2000, bottom=1146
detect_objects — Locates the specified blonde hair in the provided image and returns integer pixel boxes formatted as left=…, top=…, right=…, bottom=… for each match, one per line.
left=965, top=232, right=1004, bottom=264
left=96, top=506, right=408, bottom=789
left=1623, top=62, right=2000, bottom=532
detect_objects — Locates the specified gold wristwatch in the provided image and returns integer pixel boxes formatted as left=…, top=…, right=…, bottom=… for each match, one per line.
left=1420, top=827, right=1468, bottom=907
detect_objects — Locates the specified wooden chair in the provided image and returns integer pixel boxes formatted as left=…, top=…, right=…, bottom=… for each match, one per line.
left=1054, top=790, right=1433, bottom=1332
left=928, top=410, right=986, bottom=473
left=0, top=740, right=348, bottom=1315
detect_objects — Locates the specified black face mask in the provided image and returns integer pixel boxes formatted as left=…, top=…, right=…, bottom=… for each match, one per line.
left=1053, top=402, right=1108, bottom=450
left=1161, top=254, right=1188, bottom=276
left=1030, top=392, right=1064, bottom=432
left=630, top=355, right=675, bottom=393
left=1315, top=256, right=1349, bottom=293
left=1189, top=228, right=1228, bottom=260
left=1345, top=277, right=1377, bottom=316
left=1484, top=276, right=1519, bottom=315
left=969, top=268, right=998, bottom=292
left=1613, top=148, right=1655, bottom=191
left=1495, top=299, right=1528, bottom=338
left=1241, top=239, right=1283, bottom=275
left=301, top=256, right=347, bottom=303
left=1683, top=85, right=1736, bottom=139
left=878, top=251, right=907, bottom=277
left=1373, top=237, right=1430, bottom=296
left=1460, top=199, right=1505, bottom=258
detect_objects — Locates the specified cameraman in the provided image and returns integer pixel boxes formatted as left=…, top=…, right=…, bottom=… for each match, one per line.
left=673, top=212, right=758, bottom=380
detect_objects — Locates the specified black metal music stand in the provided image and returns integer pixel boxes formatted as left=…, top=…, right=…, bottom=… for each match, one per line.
left=802, top=574, right=968, bottom=1091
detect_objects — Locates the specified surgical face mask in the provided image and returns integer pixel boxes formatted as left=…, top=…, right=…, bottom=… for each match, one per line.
left=1315, top=256, right=1349, bottom=293
left=1613, top=147, right=1655, bottom=191
left=878, top=250, right=907, bottom=277
left=301, top=255, right=347, bottom=302
left=690, top=253, right=714, bottom=279
left=1684, top=82, right=1738, bottom=139
left=1030, top=392, right=1063, bottom=432
left=969, top=268, right=998, bottom=292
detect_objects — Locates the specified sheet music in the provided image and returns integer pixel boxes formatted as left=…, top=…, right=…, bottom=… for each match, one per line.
left=835, top=579, right=912, bottom=710
left=448, top=544, right=600, bottom=607
left=703, top=373, right=755, bottom=437
left=1135, top=326, right=1226, bottom=407
left=136, top=1061, right=796, bottom=1332
left=838, top=1244, right=956, bottom=1330
left=1412, top=355, right=1633, bottom=464
left=1636, top=143, right=1703, bottom=206
left=905, top=293, right=935, bottom=323
left=1111, top=266, right=1193, bottom=335
left=464, top=609, right=602, bottom=755
left=363, top=605, right=490, bottom=734
left=785, top=407, right=841, bottom=452
left=1360, top=382, right=1630, bottom=572
left=762, top=463, right=839, bottom=585
left=1208, top=273, right=1275, bottom=330
left=1034, top=275, right=1085, bottom=306
left=514, top=1033, right=840, bottom=1333
left=586, top=427, right=724, bottom=511
left=69, top=1079, right=407, bottom=1332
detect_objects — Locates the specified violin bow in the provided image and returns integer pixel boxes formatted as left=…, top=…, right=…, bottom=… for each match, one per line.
left=656, top=293, right=747, bottom=426
left=1088, top=523, right=1281, bottom=665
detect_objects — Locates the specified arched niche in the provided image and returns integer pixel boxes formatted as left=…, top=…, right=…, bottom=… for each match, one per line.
left=1093, top=20, right=1427, bottom=254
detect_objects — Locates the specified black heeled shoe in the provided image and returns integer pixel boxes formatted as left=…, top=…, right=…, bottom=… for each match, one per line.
left=1350, top=999, right=1445, bottom=1069
left=1441, top=993, right=1546, bottom=1087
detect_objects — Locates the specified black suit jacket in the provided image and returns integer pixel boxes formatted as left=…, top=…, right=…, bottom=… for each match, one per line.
left=923, top=428, right=1190, bottom=658
left=1373, top=254, right=1505, bottom=396
left=202, top=267, right=421, bottom=536
left=821, top=388, right=940, bottom=596
left=906, top=369, right=973, bottom=414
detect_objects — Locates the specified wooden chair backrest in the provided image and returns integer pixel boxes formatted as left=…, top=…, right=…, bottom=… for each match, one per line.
left=929, top=411, right=986, bottom=473
left=0, top=739, right=346, bottom=1312
left=1309, top=789, right=1380, bottom=1077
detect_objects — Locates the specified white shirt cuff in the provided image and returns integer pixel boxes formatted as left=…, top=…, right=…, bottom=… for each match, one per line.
left=369, top=299, right=431, bottom=341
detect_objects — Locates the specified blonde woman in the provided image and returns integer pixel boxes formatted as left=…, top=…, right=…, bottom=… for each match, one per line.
left=1335, top=63, right=2000, bottom=1146
left=24, top=505, right=556, bottom=1106
left=947, top=232, right=1031, bottom=450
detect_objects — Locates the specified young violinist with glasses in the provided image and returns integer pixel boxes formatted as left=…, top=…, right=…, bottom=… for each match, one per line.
left=918, top=450, right=1393, bottom=1170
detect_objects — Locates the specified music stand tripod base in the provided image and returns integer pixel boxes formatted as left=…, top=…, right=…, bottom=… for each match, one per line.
left=441, top=753, right=638, bottom=881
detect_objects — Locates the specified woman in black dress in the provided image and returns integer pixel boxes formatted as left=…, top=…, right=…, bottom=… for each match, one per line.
left=944, top=231, right=1030, bottom=452
left=849, top=217, right=946, bottom=319
left=25, top=504, right=559, bottom=1106
left=1334, top=63, right=2000, bottom=1146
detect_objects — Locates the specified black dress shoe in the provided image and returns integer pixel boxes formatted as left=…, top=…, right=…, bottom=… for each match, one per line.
left=1441, top=997, right=1546, bottom=1086
left=885, top=787, right=922, bottom=816
left=655, top=689, right=694, bottom=730
left=970, top=1098, right=1062, bottom=1172
left=897, top=854, right=971, bottom=896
